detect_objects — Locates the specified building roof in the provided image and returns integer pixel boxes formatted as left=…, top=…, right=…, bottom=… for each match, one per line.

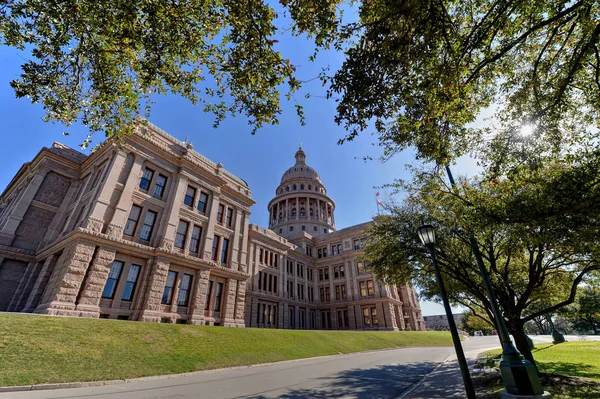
left=280, top=147, right=322, bottom=185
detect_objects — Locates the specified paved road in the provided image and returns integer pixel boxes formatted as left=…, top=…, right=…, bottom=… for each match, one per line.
left=1, top=338, right=503, bottom=399
left=5, top=335, right=593, bottom=399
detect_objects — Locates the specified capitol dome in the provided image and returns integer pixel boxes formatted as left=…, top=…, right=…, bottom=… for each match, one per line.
left=280, top=147, right=322, bottom=185
left=268, top=146, right=336, bottom=239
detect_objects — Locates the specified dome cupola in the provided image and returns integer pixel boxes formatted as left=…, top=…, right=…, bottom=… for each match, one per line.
left=268, top=146, right=336, bottom=239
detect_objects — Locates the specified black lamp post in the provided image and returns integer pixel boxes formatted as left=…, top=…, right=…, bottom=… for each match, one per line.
left=416, top=224, right=477, bottom=399
left=444, top=165, right=548, bottom=398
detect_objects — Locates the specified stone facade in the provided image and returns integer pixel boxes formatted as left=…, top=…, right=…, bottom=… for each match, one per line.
left=0, top=121, right=425, bottom=331
left=246, top=148, right=425, bottom=331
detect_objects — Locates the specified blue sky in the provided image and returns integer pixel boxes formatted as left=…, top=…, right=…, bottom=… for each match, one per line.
left=0, top=27, right=477, bottom=316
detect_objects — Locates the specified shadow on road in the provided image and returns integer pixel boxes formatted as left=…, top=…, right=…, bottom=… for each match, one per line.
left=247, top=362, right=439, bottom=399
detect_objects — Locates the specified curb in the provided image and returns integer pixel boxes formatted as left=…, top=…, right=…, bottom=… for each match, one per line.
left=0, top=344, right=454, bottom=393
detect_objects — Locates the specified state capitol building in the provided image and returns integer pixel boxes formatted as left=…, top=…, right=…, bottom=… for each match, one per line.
left=0, top=121, right=425, bottom=331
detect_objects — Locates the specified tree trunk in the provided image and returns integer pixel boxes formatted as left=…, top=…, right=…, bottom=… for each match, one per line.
left=508, top=321, right=536, bottom=366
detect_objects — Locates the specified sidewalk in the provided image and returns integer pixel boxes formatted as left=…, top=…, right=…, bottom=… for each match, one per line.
left=401, top=346, right=500, bottom=399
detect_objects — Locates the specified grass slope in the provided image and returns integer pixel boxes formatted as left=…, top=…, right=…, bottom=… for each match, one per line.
left=0, top=313, right=452, bottom=387
left=482, top=341, right=600, bottom=398
left=484, top=341, right=600, bottom=382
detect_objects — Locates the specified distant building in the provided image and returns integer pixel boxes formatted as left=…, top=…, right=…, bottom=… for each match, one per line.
left=0, top=120, right=425, bottom=330
left=423, top=313, right=464, bottom=331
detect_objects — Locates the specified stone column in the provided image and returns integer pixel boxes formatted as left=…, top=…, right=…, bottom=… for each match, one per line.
left=169, top=273, right=183, bottom=314
left=40, top=181, right=79, bottom=248
left=7, top=261, right=38, bottom=312
left=158, top=174, right=188, bottom=250
left=22, top=255, right=56, bottom=312
left=0, top=169, right=47, bottom=246
left=347, top=305, right=357, bottom=330
left=233, top=280, right=247, bottom=327
left=396, top=305, right=406, bottom=330
left=82, top=151, right=127, bottom=233
left=139, top=257, right=171, bottom=323
left=381, top=302, right=398, bottom=330
left=75, top=247, right=117, bottom=317
left=189, top=269, right=211, bottom=325
left=106, top=154, right=144, bottom=237
left=295, top=196, right=299, bottom=220
left=285, top=198, right=289, bottom=220
left=202, top=191, right=221, bottom=261
left=238, top=212, right=250, bottom=272
left=34, top=241, right=96, bottom=316
left=230, top=209, right=243, bottom=270
left=222, top=278, right=238, bottom=327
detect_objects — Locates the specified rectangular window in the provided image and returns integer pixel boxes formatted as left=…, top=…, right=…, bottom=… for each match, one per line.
left=340, top=265, right=345, bottom=278
left=124, top=205, right=142, bottom=236
left=212, top=236, right=220, bottom=261
left=139, top=168, right=154, bottom=191
left=360, top=281, right=367, bottom=298
left=319, top=269, right=323, bottom=281
left=318, top=249, right=322, bottom=259
left=102, top=261, right=124, bottom=299
left=341, top=284, right=347, bottom=299
left=324, top=268, right=329, bottom=280
left=217, top=204, right=224, bottom=223
left=332, top=245, right=338, bottom=256
left=354, top=239, right=361, bottom=250
left=161, top=271, right=178, bottom=304
left=226, top=208, right=233, bottom=227
left=320, top=287, right=325, bottom=303
left=308, top=268, right=313, bottom=281
left=189, top=225, right=202, bottom=254
left=213, top=282, right=224, bottom=312
left=139, top=210, right=158, bottom=241
left=197, top=192, right=209, bottom=213
left=121, top=264, right=141, bottom=301
left=367, top=280, right=375, bottom=296
left=363, top=308, right=371, bottom=325
left=357, top=261, right=365, bottom=274
left=325, top=287, right=330, bottom=302
left=153, top=174, right=167, bottom=199
left=175, top=220, right=189, bottom=249
left=221, top=238, right=230, bottom=263
left=184, top=186, right=196, bottom=207
left=177, top=274, right=193, bottom=306
left=335, top=285, right=341, bottom=300
left=334, top=266, right=339, bottom=279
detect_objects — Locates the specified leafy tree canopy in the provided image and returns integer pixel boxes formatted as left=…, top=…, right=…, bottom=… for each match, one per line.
left=361, top=167, right=600, bottom=363
left=330, top=0, right=600, bottom=165
left=2, top=1, right=599, bottom=157
left=0, top=0, right=342, bottom=145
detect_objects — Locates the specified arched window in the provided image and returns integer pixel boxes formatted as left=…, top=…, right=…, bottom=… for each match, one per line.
left=315, top=186, right=319, bottom=192
left=293, top=184, right=297, bottom=191
left=300, top=184, right=305, bottom=190
left=286, top=186, right=290, bottom=192
left=300, top=207, right=306, bottom=217
left=308, top=184, right=312, bottom=190
left=292, top=208, right=297, bottom=217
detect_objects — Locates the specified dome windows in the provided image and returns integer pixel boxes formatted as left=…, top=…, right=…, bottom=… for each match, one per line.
left=300, top=184, right=305, bottom=190
left=286, top=186, right=290, bottom=192
left=293, top=184, right=297, bottom=191
left=308, top=184, right=312, bottom=190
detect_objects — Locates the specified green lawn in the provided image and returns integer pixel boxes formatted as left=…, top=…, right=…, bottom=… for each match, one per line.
left=481, top=341, right=600, bottom=398
left=484, top=341, right=600, bottom=382
left=0, top=313, right=452, bottom=387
